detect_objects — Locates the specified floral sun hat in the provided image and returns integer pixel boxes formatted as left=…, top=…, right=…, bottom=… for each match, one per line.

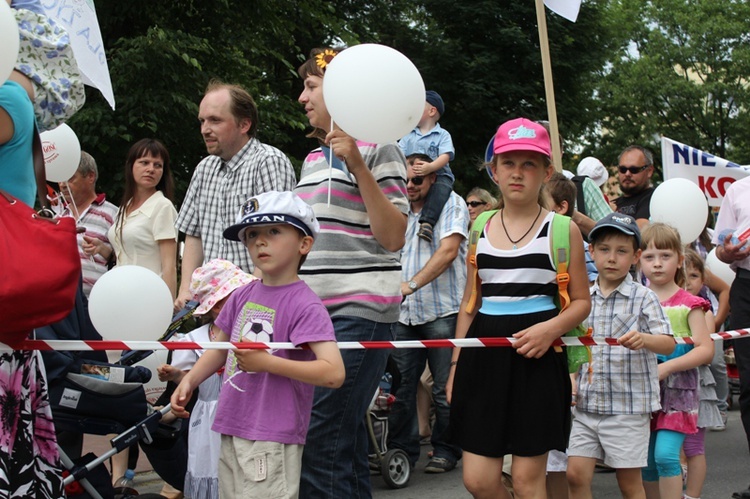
left=189, top=259, right=257, bottom=316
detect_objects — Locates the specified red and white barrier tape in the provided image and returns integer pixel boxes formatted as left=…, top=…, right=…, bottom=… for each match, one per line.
left=3, top=329, right=748, bottom=352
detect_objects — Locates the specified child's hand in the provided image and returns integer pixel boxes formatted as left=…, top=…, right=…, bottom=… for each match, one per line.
left=157, top=364, right=182, bottom=382
left=234, top=337, right=273, bottom=373
left=512, top=323, right=557, bottom=358
left=170, top=381, right=193, bottom=419
left=411, top=160, right=429, bottom=176
left=618, top=330, right=645, bottom=350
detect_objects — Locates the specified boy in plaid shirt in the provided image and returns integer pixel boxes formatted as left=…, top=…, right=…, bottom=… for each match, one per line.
left=567, top=213, right=674, bottom=499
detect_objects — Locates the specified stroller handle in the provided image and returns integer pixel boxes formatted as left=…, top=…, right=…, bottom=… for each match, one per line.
left=118, top=301, right=199, bottom=366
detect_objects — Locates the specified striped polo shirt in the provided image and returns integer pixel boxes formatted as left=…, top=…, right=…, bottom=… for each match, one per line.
left=295, top=142, right=409, bottom=323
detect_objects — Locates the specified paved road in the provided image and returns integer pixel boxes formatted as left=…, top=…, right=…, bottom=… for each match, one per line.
left=128, top=407, right=749, bottom=497
left=369, top=409, right=750, bottom=498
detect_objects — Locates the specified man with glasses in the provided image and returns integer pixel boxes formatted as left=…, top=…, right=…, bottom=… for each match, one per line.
left=387, top=153, right=468, bottom=474
left=614, top=145, right=656, bottom=229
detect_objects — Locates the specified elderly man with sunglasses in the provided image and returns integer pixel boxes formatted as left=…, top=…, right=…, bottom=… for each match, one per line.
left=614, top=145, right=656, bottom=230
left=387, top=153, right=469, bottom=474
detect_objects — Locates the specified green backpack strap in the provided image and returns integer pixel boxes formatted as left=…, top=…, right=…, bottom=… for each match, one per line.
left=465, top=209, right=498, bottom=314
left=551, top=213, right=594, bottom=374
left=551, top=213, right=572, bottom=311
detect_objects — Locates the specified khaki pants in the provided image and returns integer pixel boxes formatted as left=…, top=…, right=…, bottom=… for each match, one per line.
left=218, top=436, right=303, bottom=499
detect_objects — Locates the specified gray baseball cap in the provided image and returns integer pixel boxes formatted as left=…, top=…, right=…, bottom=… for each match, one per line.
left=589, top=212, right=641, bottom=247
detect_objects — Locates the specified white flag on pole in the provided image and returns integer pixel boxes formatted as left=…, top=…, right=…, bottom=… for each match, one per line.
left=42, top=0, right=115, bottom=110
left=543, top=0, right=582, bottom=22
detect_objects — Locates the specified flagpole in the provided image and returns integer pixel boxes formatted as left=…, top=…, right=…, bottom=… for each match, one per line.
left=535, top=0, right=563, bottom=172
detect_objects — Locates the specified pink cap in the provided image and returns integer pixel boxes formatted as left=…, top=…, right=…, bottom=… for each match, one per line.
left=493, top=118, right=551, bottom=157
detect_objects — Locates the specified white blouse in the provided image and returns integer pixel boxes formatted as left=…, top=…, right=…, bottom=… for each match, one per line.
left=108, top=190, right=177, bottom=276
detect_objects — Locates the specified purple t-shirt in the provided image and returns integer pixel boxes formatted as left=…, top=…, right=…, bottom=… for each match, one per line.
left=213, top=279, right=336, bottom=444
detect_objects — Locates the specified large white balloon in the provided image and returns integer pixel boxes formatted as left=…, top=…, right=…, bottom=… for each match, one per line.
left=41, top=123, right=82, bottom=182
left=649, top=178, right=708, bottom=244
left=705, top=248, right=735, bottom=287
left=89, top=266, right=173, bottom=341
left=323, top=44, right=425, bottom=144
left=0, top=2, right=19, bottom=84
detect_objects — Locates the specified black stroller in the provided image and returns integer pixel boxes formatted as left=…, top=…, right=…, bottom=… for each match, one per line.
left=39, top=289, right=197, bottom=498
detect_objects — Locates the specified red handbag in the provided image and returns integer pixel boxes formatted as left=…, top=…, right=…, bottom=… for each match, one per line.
left=0, top=130, right=80, bottom=343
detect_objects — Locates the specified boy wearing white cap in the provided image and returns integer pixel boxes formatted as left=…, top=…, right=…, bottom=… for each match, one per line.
left=171, top=191, right=345, bottom=499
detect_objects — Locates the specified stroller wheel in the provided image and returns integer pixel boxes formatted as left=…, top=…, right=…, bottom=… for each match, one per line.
left=381, top=448, right=410, bottom=489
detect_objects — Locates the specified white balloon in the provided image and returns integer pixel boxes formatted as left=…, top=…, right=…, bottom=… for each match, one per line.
left=323, top=44, right=425, bottom=144
left=0, top=2, right=19, bottom=84
left=649, top=178, right=708, bottom=244
left=705, top=248, right=735, bottom=287
left=89, top=266, right=173, bottom=341
left=40, top=123, right=82, bottom=182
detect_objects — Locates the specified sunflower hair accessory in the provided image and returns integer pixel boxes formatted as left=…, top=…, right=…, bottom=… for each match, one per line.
left=315, top=49, right=338, bottom=70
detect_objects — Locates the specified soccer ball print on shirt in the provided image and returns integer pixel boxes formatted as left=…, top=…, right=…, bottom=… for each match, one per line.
left=224, top=302, right=277, bottom=392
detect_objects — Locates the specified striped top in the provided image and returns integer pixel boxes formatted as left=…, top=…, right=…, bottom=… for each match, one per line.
left=476, top=211, right=558, bottom=315
left=60, top=193, right=118, bottom=297
left=295, top=142, right=409, bottom=323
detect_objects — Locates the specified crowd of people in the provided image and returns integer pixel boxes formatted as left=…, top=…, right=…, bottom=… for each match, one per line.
left=3, top=9, right=750, bottom=498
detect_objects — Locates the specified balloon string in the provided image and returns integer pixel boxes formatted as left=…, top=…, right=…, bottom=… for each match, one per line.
left=64, top=183, right=80, bottom=221
left=327, top=118, right=333, bottom=206
left=62, top=183, right=94, bottom=262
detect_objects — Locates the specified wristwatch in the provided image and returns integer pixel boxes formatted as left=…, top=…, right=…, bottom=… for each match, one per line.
left=408, top=280, right=419, bottom=291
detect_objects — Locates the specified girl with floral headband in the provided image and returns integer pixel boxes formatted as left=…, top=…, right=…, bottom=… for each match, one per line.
left=295, top=47, right=409, bottom=498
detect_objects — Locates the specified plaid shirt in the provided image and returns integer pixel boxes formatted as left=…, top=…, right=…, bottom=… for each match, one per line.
left=579, top=176, right=612, bottom=221
left=576, top=274, right=673, bottom=415
left=399, top=191, right=468, bottom=325
left=175, top=138, right=296, bottom=272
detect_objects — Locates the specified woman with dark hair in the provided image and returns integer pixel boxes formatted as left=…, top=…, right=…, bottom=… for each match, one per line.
left=85, top=139, right=178, bottom=298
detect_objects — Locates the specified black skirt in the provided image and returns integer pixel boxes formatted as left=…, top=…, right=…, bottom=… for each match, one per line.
left=449, top=309, right=571, bottom=457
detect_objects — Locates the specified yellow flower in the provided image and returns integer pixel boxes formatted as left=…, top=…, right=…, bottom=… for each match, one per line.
left=315, top=49, right=338, bottom=70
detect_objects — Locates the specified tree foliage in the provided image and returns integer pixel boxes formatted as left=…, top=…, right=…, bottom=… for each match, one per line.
left=586, top=0, right=750, bottom=166
left=68, top=0, right=620, bottom=205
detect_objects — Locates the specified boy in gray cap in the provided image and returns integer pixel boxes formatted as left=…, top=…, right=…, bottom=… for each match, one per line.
left=567, top=212, right=675, bottom=498
left=398, top=90, right=455, bottom=242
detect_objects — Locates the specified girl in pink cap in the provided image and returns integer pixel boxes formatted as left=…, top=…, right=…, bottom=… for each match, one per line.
left=157, top=259, right=256, bottom=499
left=447, top=118, right=591, bottom=498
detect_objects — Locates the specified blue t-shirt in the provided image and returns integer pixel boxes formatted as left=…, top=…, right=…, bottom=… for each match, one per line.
left=0, top=81, right=36, bottom=207
left=398, top=123, right=455, bottom=180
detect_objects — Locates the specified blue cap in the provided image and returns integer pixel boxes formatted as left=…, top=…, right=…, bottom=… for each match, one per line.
left=425, top=90, right=445, bottom=116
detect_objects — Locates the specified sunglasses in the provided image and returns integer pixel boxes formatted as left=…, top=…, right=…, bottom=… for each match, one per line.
left=407, top=176, right=425, bottom=186
left=618, top=164, right=650, bottom=174
left=467, top=201, right=487, bottom=208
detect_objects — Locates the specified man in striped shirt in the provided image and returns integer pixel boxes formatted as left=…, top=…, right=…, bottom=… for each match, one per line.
left=58, top=151, right=118, bottom=297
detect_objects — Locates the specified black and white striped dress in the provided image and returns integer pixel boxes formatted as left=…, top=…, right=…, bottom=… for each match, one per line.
left=449, top=211, right=571, bottom=458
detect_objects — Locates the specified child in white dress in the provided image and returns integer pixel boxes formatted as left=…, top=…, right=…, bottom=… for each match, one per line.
left=158, top=259, right=256, bottom=498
